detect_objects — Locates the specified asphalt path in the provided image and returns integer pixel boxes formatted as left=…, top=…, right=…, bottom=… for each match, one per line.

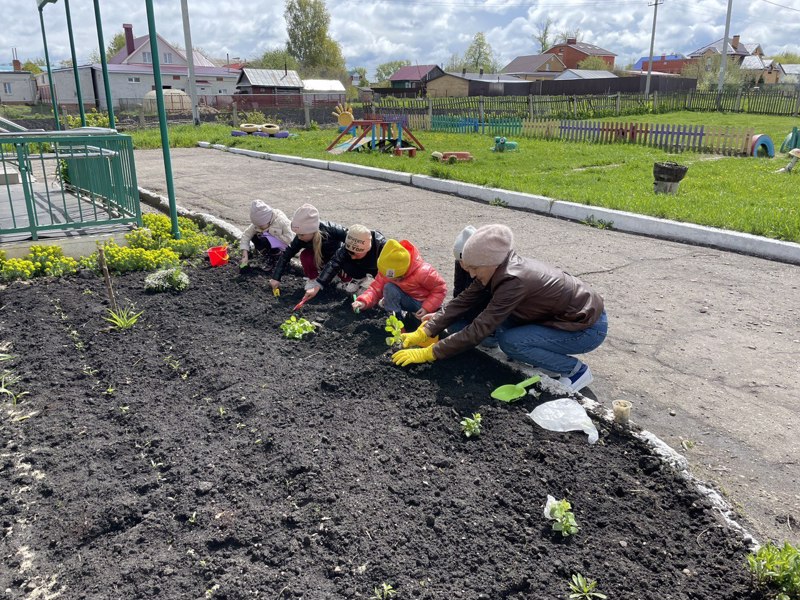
left=135, top=147, right=800, bottom=545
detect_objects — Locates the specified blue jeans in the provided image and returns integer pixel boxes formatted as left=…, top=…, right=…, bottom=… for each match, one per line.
left=383, top=282, right=422, bottom=315
left=497, top=312, right=608, bottom=375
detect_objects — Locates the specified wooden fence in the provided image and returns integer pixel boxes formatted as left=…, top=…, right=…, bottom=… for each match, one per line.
left=402, top=114, right=754, bottom=155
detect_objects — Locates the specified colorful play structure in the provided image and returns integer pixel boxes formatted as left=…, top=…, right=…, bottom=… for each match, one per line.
left=327, top=104, right=424, bottom=156
left=431, top=151, right=474, bottom=163
left=231, top=123, right=289, bottom=138
left=491, top=136, right=518, bottom=152
left=780, top=127, right=800, bottom=153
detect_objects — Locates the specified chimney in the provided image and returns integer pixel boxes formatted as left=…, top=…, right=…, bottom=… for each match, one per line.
left=123, top=23, right=135, bottom=55
left=567, top=37, right=577, bottom=45
left=12, top=59, right=21, bottom=72
left=731, top=35, right=740, bottom=50
left=479, top=67, right=484, bottom=76
left=462, top=67, right=466, bottom=76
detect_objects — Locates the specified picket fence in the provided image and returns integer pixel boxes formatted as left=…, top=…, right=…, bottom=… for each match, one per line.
left=402, top=114, right=754, bottom=155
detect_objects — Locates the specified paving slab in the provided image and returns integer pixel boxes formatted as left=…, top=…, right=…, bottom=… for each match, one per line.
left=134, top=147, right=800, bottom=545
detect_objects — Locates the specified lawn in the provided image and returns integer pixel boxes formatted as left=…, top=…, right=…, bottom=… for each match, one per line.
left=129, top=112, right=800, bottom=243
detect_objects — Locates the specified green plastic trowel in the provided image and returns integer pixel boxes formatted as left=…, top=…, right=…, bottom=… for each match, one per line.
left=490, top=375, right=541, bottom=402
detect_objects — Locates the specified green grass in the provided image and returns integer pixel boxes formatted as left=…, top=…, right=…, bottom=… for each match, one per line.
left=129, top=117, right=800, bottom=243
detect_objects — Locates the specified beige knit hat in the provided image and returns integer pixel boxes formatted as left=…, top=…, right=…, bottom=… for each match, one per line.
left=453, top=225, right=476, bottom=260
left=345, top=224, right=372, bottom=254
left=249, top=199, right=273, bottom=229
left=461, top=224, right=514, bottom=267
left=291, top=204, right=320, bottom=235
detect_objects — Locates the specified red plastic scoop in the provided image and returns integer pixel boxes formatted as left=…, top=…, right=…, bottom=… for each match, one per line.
left=292, top=296, right=310, bottom=312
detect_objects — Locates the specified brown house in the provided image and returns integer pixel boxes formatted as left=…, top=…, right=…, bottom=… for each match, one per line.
left=501, top=54, right=566, bottom=80
left=544, top=38, right=616, bottom=69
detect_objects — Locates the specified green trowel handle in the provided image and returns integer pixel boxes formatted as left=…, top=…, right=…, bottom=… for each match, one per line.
left=517, top=376, right=541, bottom=389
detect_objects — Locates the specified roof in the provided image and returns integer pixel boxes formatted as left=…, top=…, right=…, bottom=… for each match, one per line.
left=502, top=54, right=564, bottom=74
left=108, top=31, right=215, bottom=67
left=782, top=64, right=800, bottom=75
left=741, top=56, right=771, bottom=70
left=38, top=63, right=238, bottom=78
left=689, top=38, right=752, bottom=58
left=238, top=68, right=303, bottom=88
left=302, top=79, right=346, bottom=92
left=548, top=41, right=616, bottom=57
left=389, top=65, right=438, bottom=81
left=555, top=69, right=617, bottom=80
left=444, top=71, right=525, bottom=83
left=632, top=54, right=686, bottom=70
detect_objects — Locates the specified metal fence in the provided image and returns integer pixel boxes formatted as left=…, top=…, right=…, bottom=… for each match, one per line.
left=0, top=128, right=140, bottom=241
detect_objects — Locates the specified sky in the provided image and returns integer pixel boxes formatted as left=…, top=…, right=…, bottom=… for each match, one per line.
left=3, top=0, right=800, bottom=78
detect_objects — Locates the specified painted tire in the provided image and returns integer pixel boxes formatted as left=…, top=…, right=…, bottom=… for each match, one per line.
left=750, top=134, right=774, bottom=158
left=261, top=123, right=280, bottom=135
left=240, top=123, right=260, bottom=133
left=231, top=130, right=248, bottom=137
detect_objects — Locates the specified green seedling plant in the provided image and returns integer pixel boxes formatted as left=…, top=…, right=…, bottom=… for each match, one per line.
left=280, top=315, right=316, bottom=339
left=370, top=582, right=397, bottom=600
left=568, top=573, right=607, bottom=599
left=747, top=541, right=800, bottom=599
left=384, top=314, right=405, bottom=346
left=547, top=497, right=580, bottom=537
left=104, top=305, right=143, bottom=330
left=460, top=413, right=482, bottom=438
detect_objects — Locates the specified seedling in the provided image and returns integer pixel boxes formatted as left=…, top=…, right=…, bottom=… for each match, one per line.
left=104, top=305, right=143, bottom=330
left=370, top=582, right=397, bottom=600
left=568, top=573, right=607, bottom=599
left=280, top=315, right=316, bottom=339
left=580, top=215, right=614, bottom=230
left=547, top=497, right=580, bottom=537
left=747, top=541, right=800, bottom=598
left=218, top=406, right=226, bottom=417
left=460, top=413, right=482, bottom=438
left=0, top=371, right=28, bottom=406
left=119, top=406, right=129, bottom=415
left=384, top=314, right=404, bottom=346
left=188, top=511, right=197, bottom=525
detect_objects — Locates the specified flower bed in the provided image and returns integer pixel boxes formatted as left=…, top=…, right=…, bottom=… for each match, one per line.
left=0, top=263, right=759, bottom=599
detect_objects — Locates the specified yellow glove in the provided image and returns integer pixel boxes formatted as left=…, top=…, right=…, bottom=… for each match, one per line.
left=401, top=324, right=438, bottom=348
left=392, top=345, right=436, bottom=367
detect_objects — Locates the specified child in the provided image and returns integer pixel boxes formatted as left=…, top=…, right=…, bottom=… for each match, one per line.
left=352, top=239, right=447, bottom=321
left=269, top=204, right=348, bottom=292
left=239, top=200, right=294, bottom=268
left=452, top=225, right=476, bottom=298
left=302, top=224, right=386, bottom=301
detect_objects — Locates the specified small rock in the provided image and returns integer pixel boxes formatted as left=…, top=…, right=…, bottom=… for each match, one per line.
left=196, top=481, right=214, bottom=495
left=619, top=540, right=628, bottom=548
left=700, top=306, right=708, bottom=313
left=682, top=568, right=692, bottom=576
left=669, top=409, right=676, bottom=416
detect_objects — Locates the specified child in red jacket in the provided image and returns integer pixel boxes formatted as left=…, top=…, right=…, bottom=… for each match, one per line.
left=352, top=239, right=447, bottom=320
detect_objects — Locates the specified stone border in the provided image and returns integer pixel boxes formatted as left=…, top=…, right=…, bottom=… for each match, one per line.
left=197, top=141, right=800, bottom=266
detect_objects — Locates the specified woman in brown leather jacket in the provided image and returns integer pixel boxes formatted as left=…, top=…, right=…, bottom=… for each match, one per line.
left=392, top=224, right=608, bottom=393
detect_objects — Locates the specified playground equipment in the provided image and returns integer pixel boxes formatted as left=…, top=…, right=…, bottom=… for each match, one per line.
left=750, top=134, right=775, bottom=158
left=327, top=118, right=424, bottom=155
left=332, top=103, right=354, bottom=129
left=431, top=151, right=474, bottom=163
left=776, top=148, right=800, bottom=173
left=233, top=123, right=286, bottom=138
left=491, top=136, right=518, bottom=152
left=653, top=161, right=688, bottom=195
left=779, top=127, right=799, bottom=153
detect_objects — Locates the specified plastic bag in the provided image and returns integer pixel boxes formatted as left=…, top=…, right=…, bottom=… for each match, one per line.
left=528, top=398, right=599, bottom=444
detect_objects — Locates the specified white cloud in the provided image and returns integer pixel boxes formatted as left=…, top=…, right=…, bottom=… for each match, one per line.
left=2, top=0, right=799, bottom=78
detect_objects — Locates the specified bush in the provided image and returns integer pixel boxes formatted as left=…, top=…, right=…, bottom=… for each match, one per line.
left=65, top=108, right=110, bottom=129
left=126, top=214, right=226, bottom=259
left=100, top=241, right=180, bottom=273
left=144, top=267, right=190, bottom=293
left=1, top=258, right=36, bottom=282
left=747, top=541, right=800, bottom=599
left=27, top=245, right=78, bottom=277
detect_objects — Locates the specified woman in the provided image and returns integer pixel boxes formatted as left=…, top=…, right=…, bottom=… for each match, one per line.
left=393, top=224, right=608, bottom=393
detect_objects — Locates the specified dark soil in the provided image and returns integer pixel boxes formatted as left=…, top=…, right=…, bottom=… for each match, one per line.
left=0, top=260, right=760, bottom=600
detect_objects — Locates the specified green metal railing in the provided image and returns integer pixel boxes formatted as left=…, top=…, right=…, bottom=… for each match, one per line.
left=0, top=128, right=141, bottom=240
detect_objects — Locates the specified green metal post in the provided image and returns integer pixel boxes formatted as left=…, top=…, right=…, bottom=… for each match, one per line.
left=93, top=0, right=115, bottom=128
left=64, top=0, right=86, bottom=126
left=145, top=0, right=181, bottom=239
left=38, top=8, right=61, bottom=130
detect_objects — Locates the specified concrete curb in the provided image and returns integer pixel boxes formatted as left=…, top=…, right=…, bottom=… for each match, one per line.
left=197, top=141, right=800, bottom=266
left=138, top=187, right=243, bottom=243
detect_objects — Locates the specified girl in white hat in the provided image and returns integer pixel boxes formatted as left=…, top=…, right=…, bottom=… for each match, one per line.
left=239, top=200, right=294, bottom=268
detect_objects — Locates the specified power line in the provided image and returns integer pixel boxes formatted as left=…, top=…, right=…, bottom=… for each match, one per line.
left=756, top=0, right=800, bottom=11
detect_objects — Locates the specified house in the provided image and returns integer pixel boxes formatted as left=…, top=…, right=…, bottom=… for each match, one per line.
left=388, top=65, right=444, bottom=90
left=780, top=64, right=800, bottom=84
left=740, top=56, right=784, bottom=85
left=632, top=54, right=690, bottom=75
left=35, top=23, right=239, bottom=111
left=688, top=34, right=762, bottom=63
left=301, top=79, right=346, bottom=105
left=554, top=69, right=617, bottom=81
left=234, top=68, right=304, bottom=108
left=544, top=38, right=616, bottom=69
left=0, top=59, right=37, bottom=104
left=501, top=54, right=566, bottom=80
left=425, top=70, right=528, bottom=97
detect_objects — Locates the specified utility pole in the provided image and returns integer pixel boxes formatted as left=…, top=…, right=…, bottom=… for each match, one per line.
left=717, top=0, right=733, bottom=94
left=644, top=0, right=662, bottom=97
left=181, top=0, right=200, bottom=126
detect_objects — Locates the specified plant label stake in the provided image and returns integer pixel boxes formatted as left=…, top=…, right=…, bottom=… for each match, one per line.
left=352, top=294, right=360, bottom=313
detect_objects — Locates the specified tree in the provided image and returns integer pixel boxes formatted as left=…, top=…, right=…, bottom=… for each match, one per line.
left=106, top=32, right=126, bottom=60
left=353, top=66, right=369, bottom=87
left=252, top=47, right=300, bottom=71
left=374, top=60, right=410, bottom=83
left=445, top=52, right=466, bottom=73
left=556, top=27, right=583, bottom=44
left=533, top=17, right=553, bottom=53
left=21, top=58, right=45, bottom=74
left=285, top=0, right=330, bottom=67
left=463, top=32, right=499, bottom=73
left=303, top=37, right=347, bottom=81
left=770, top=52, right=800, bottom=64
left=59, top=59, right=73, bottom=69
left=577, top=56, right=609, bottom=70
left=681, top=55, right=744, bottom=90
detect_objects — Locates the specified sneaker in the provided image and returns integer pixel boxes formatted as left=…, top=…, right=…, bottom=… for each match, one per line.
left=559, top=363, right=593, bottom=393
left=341, top=279, right=362, bottom=294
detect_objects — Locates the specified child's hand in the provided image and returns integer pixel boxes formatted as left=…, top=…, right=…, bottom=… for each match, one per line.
left=269, top=279, right=280, bottom=290
left=415, top=308, right=429, bottom=320
left=351, top=300, right=365, bottom=313
left=239, top=259, right=249, bottom=269
left=303, top=286, right=319, bottom=301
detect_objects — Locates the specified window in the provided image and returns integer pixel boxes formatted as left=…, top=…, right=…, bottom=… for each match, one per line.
left=164, top=53, right=173, bottom=64
left=2, top=83, right=11, bottom=94
left=143, top=51, right=152, bottom=64
left=127, top=76, right=140, bottom=83
left=173, top=75, right=181, bottom=80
